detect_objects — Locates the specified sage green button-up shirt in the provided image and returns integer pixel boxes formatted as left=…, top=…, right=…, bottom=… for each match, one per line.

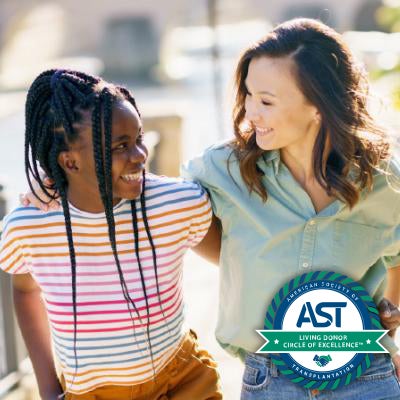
left=182, top=143, right=400, bottom=357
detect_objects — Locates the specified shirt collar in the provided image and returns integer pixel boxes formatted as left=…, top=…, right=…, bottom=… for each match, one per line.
left=257, top=150, right=281, bottom=176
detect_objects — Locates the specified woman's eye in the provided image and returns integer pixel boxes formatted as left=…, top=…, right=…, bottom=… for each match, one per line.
left=261, top=100, right=272, bottom=106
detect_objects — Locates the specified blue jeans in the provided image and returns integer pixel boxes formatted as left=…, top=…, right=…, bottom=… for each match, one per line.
left=240, top=353, right=400, bottom=400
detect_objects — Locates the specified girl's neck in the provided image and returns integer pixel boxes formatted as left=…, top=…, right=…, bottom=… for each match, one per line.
left=67, top=186, right=120, bottom=213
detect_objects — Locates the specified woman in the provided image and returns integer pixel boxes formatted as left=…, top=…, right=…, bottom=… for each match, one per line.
left=182, top=18, right=400, bottom=399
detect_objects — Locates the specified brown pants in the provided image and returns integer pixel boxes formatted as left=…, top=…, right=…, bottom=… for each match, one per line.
left=61, top=330, right=223, bottom=400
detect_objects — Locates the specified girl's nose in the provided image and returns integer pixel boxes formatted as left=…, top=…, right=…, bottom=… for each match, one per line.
left=129, top=145, right=148, bottom=164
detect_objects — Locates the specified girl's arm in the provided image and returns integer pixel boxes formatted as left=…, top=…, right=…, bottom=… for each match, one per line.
left=385, top=265, right=400, bottom=307
left=192, top=215, right=222, bottom=265
left=379, top=265, right=400, bottom=335
left=12, top=273, right=63, bottom=399
left=381, top=265, right=400, bottom=379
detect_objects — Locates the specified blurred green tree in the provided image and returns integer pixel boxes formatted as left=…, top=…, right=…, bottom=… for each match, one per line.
left=375, top=0, right=400, bottom=109
left=377, top=0, right=400, bottom=31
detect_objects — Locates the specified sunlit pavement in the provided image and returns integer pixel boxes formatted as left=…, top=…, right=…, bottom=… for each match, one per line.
left=183, top=250, right=243, bottom=399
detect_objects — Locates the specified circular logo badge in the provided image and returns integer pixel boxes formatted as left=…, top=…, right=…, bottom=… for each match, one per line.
left=257, top=271, right=387, bottom=391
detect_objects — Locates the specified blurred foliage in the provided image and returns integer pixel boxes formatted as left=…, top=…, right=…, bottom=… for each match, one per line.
left=375, top=1, right=400, bottom=110
left=376, top=1, right=400, bottom=31
left=393, top=88, right=400, bottom=109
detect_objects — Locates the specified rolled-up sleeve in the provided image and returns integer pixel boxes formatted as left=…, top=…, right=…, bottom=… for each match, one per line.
left=181, top=147, right=223, bottom=218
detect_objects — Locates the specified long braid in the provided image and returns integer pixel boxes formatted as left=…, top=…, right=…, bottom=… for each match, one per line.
left=25, top=69, right=164, bottom=389
left=120, top=83, right=172, bottom=364
left=119, top=84, right=170, bottom=333
left=91, top=88, right=154, bottom=363
left=120, top=84, right=170, bottom=368
left=25, top=69, right=99, bottom=394
left=25, top=71, right=57, bottom=201
left=117, top=86, right=141, bottom=117
left=48, top=142, right=79, bottom=390
left=131, top=199, right=156, bottom=376
left=118, top=86, right=171, bottom=370
left=102, top=89, right=151, bottom=355
left=139, top=173, right=169, bottom=327
left=91, top=89, right=142, bottom=317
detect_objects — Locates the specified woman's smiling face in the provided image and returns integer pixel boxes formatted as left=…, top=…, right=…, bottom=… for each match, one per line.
left=244, top=56, right=320, bottom=152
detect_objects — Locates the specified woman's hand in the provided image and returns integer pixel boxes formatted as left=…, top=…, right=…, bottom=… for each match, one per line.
left=20, top=177, right=60, bottom=211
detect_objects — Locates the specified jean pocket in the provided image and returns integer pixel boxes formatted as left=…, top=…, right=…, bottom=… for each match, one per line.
left=242, top=354, right=271, bottom=391
left=357, top=354, right=396, bottom=382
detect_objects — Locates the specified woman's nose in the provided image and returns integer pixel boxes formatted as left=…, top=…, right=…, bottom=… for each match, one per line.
left=245, top=100, right=261, bottom=123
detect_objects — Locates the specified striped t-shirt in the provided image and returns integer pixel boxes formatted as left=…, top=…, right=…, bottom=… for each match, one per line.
left=0, top=174, right=211, bottom=394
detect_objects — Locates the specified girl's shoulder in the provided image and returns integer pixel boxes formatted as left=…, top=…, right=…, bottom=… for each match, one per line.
left=1, top=205, right=61, bottom=236
left=144, top=173, right=207, bottom=201
left=146, top=172, right=202, bottom=188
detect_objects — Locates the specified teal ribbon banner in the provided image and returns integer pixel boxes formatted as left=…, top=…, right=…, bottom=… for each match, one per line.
left=256, top=330, right=388, bottom=353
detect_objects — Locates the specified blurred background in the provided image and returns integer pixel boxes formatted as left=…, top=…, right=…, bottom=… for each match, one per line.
left=0, top=0, right=399, bottom=399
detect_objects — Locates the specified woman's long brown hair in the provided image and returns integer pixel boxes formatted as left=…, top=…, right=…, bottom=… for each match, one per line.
left=231, top=18, right=390, bottom=208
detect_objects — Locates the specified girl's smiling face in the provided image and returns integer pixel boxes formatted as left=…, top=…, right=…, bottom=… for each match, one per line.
left=58, top=99, right=148, bottom=212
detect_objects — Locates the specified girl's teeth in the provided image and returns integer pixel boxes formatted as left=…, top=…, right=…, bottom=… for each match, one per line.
left=122, top=173, right=141, bottom=181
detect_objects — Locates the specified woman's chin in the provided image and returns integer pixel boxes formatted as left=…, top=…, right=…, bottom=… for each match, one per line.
left=256, top=136, right=276, bottom=151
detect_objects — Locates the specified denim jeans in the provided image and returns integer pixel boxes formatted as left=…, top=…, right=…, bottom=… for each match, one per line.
left=240, top=352, right=400, bottom=400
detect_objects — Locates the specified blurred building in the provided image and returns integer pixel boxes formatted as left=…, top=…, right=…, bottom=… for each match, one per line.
left=0, top=0, right=383, bottom=87
left=0, top=0, right=190, bottom=85
left=252, top=0, right=383, bottom=31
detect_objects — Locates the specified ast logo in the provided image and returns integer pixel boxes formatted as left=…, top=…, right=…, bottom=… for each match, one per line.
left=256, top=271, right=387, bottom=391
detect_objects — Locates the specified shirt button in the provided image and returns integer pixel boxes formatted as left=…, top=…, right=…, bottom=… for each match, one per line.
left=309, top=220, right=316, bottom=225
left=302, top=262, right=309, bottom=268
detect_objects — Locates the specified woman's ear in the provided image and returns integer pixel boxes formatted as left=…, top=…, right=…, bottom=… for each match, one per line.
left=57, top=151, right=79, bottom=174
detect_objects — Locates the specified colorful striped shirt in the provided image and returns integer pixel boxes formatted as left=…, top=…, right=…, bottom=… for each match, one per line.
left=0, top=174, right=212, bottom=394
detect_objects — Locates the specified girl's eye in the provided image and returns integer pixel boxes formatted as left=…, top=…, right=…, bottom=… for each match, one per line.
left=136, top=134, right=144, bottom=144
left=113, top=143, right=128, bottom=151
left=261, top=100, right=272, bottom=106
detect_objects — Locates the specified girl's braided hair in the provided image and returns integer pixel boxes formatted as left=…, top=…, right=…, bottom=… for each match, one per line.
left=25, top=69, right=166, bottom=384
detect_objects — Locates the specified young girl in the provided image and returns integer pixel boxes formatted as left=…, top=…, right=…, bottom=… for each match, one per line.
left=0, top=69, right=222, bottom=399
left=182, top=19, right=400, bottom=399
